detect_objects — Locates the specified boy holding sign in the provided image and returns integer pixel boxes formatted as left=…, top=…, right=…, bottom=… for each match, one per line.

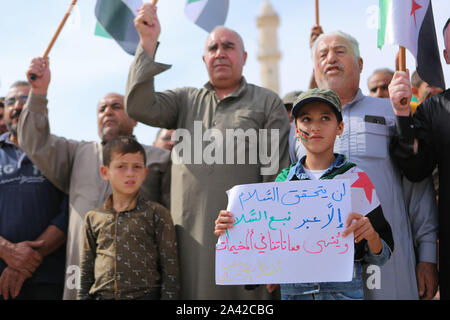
left=215, top=89, right=393, bottom=300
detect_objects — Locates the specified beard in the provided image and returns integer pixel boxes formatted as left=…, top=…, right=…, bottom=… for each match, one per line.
left=5, top=109, right=21, bottom=135
left=6, top=125, right=16, bottom=136
left=6, top=122, right=17, bottom=136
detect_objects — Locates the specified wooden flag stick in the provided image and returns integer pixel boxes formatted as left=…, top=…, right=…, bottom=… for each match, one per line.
left=30, top=0, right=78, bottom=80
left=315, top=0, right=320, bottom=25
left=398, top=46, right=408, bottom=105
left=43, top=0, right=78, bottom=58
left=398, top=46, right=406, bottom=71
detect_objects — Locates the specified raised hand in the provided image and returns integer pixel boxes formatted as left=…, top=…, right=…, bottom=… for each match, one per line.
left=389, top=70, right=412, bottom=116
left=134, top=3, right=160, bottom=57
left=26, top=57, right=51, bottom=96
left=310, top=24, right=324, bottom=49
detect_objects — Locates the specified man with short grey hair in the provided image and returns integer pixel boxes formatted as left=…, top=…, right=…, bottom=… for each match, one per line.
left=291, top=30, right=438, bottom=300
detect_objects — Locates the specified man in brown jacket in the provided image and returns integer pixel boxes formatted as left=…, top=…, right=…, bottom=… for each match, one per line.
left=125, top=4, right=290, bottom=299
left=17, top=57, right=171, bottom=300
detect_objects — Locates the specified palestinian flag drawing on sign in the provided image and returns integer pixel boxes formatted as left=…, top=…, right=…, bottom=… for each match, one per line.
left=95, top=0, right=142, bottom=55
left=184, top=0, right=229, bottom=32
left=377, top=0, right=445, bottom=89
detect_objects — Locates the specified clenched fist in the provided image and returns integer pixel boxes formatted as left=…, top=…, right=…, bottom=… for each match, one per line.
left=26, top=57, right=51, bottom=96
left=134, top=3, right=160, bottom=57
left=389, top=70, right=412, bottom=117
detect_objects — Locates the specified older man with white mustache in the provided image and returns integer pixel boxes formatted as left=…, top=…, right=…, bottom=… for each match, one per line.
left=289, top=31, right=439, bottom=300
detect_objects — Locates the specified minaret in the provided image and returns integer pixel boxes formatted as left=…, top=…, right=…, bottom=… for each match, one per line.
left=256, top=0, right=281, bottom=94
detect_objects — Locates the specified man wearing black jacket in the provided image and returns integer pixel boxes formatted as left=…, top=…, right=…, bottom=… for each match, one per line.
left=389, top=18, right=450, bottom=299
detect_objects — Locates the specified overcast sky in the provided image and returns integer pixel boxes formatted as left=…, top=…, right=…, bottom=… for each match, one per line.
left=0, top=0, right=448, bottom=144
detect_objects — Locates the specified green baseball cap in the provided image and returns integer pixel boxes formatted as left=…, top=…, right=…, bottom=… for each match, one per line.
left=292, top=88, right=342, bottom=122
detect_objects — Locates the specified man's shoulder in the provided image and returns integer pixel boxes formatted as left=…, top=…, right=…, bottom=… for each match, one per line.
left=142, top=143, right=168, bottom=153
left=246, top=82, right=281, bottom=99
left=354, top=93, right=395, bottom=120
left=141, top=144, right=171, bottom=165
left=412, top=90, right=449, bottom=125
left=171, top=85, right=205, bottom=97
left=421, top=89, right=450, bottom=110
left=70, top=140, right=101, bottom=160
left=77, top=140, right=97, bottom=148
left=360, top=94, right=392, bottom=110
left=242, top=83, right=285, bottom=114
left=50, top=135, right=93, bottom=153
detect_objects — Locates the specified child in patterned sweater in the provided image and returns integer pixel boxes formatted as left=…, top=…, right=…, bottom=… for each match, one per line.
left=78, top=137, right=179, bottom=300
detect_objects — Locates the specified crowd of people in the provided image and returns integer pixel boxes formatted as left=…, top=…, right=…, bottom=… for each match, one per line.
left=0, top=2, right=448, bottom=300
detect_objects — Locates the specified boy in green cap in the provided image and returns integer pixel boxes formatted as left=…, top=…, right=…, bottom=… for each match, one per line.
left=215, top=88, right=394, bottom=300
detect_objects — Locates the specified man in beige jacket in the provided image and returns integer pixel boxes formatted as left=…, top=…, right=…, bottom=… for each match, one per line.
left=17, top=57, right=171, bottom=300
left=125, top=4, right=290, bottom=299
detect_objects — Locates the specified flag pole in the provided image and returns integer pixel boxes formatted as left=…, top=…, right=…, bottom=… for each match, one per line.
left=42, top=0, right=78, bottom=58
left=398, top=46, right=408, bottom=105
left=398, top=46, right=406, bottom=72
left=30, top=0, right=78, bottom=80
left=315, top=0, right=319, bottom=25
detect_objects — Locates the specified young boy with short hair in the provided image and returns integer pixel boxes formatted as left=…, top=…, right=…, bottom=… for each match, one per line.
left=215, top=89, right=394, bottom=300
left=77, top=137, right=179, bottom=300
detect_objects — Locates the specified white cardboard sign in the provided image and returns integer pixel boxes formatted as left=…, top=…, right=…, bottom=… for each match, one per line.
left=216, top=179, right=353, bottom=285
